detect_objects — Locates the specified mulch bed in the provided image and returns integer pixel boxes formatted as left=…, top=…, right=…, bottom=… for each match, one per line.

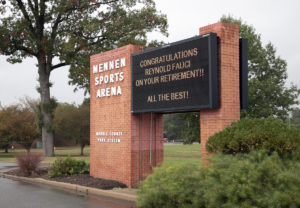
left=5, top=168, right=127, bottom=190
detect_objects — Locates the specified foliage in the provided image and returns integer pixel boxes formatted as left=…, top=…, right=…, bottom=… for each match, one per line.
left=49, top=157, right=89, bottom=178
left=291, top=108, right=300, bottom=129
left=137, top=150, right=300, bottom=208
left=54, top=102, right=89, bottom=155
left=163, top=113, right=185, bottom=141
left=16, top=153, right=42, bottom=176
left=206, top=117, right=300, bottom=158
left=0, top=103, right=40, bottom=152
left=178, top=112, right=200, bottom=144
left=221, top=16, right=300, bottom=120
left=36, top=97, right=58, bottom=133
left=13, top=107, right=40, bottom=151
left=138, top=163, right=200, bottom=208
left=0, top=105, right=18, bottom=153
left=0, top=0, right=168, bottom=156
left=164, top=112, right=200, bottom=144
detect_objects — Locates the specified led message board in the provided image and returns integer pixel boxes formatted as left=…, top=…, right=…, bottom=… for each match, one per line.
left=131, top=33, right=218, bottom=113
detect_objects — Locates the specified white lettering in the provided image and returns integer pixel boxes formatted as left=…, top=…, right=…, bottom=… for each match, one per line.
left=115, top=59, right=119, bottom=69
left=93, top=58, right=126, bottom=74
left=93, top=58, right=126, bottom=99
left=119, top=72, right=124, bottom=81
left=99, top=76, right=104, bottom=85
left=111, top=86, right=117, bottom=96
left=96, top=89, right=100, bottom=97
left=104, top=75, right=109, bottom=84
left=114, top=73, right=119, bottom=82
left=96, top=86, right=122, bottom=98
left=117, top=86, right=122, bottom=95
left=109, top=60, right=114, bottom=70
left=99, top=64, right=103, bottom=72
left=104, top=62, right=108, bottom=71
left=93, top=65, right=98, bottom=74
left=110, top=74, right=114, bottom=83
left=106, top=87, right=110, bottom=96
left=101, top=88, right=105, bottom=97
left=120, top=58, right=126, bottom=67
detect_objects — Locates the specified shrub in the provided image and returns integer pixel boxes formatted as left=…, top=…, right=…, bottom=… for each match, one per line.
left=16, top=153, right=42, bottom=177
left=49, top=157, right=89, bottom=178
left=206, top=117, right=300, bottom=157
left=137, top=151, right=300, bottom=208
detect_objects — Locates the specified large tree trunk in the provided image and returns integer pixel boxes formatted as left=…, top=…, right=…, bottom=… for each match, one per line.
left=38, top=60, right=54, bottom=157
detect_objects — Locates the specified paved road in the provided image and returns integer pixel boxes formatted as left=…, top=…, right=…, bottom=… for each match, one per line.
left=0, top=163, right=136, bottom=208
left=0, top=162, right=18, bottom=172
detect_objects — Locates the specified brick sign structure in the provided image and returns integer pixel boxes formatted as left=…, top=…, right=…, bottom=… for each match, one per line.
left=90, top=22, right=242, bottom=187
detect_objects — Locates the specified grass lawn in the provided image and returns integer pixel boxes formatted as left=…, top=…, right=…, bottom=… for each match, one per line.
left=0, top=144, right=201, bottom=166
left=0, top=146, right=90, bottom=163
left=164, top=143, right=201, bottom=158
left=163, top=143, right=201, bottom=167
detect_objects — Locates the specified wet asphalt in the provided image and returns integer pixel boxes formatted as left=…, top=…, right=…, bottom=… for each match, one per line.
left=0, top=162, right=136, bottom=208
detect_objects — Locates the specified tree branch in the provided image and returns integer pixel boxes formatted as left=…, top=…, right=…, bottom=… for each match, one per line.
left=33, top=0, right=38, bottom=14
left=38, top=0, right=45, bottom=37
left=51, top=62, right=68, bottom=71
left=18, top=45, right=37, bottom=56
left=50, top=13, right=62, bottom=41
left=27, top=0, right=38, bottom=21
left=14, top=0, right=37, bottom=39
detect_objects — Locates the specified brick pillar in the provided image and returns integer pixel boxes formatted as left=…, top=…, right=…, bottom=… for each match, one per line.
left=199, top=23, right=240, bottom=159
left=90, top=45, right=163, bottom=187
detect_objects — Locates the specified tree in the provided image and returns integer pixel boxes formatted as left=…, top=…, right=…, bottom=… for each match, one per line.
left=75, top=103, right=89, bottom=155
left=14, top=106, right=40, bottom=152
left=0, top=105, right=18, bottom=153
left=53, top=102, right=77, bottom=144
left=291, top=108, right=300, bottom=129
left=54, top=101, right=89, bottom=155
left=164, top=113, right=185, bottom=142
left=163, top=112, right=200, bottom=144
left=0, top=104, right=40, bottom=153
left=0, top=0, right=168, bottom=156
left=221, top=15, right=300, bottom=120
left=178, top=112, right=200, bottom=144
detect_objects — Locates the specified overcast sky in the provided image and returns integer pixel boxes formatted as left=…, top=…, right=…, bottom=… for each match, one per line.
left=1, top=0, right=299, bottom=107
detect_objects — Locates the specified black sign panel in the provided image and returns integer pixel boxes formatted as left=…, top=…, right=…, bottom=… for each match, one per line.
left=131, top=33, right=218, bottom=113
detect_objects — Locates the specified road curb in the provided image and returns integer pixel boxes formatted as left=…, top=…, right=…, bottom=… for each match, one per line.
left=0, top=173, right=137, bottom=202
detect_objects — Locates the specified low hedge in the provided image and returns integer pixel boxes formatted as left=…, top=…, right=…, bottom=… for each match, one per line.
left=49, top=157, right=89, bottom=178
left=137, top=151, right=300, bottom=208
left=206, top=117, right=300, bottom=157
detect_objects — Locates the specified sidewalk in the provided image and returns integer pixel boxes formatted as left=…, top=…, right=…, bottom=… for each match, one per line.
left=0, top=172, right=137, bottom=203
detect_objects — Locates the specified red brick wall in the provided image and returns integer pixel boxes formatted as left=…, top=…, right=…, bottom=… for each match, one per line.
left=199, top=23, right=240, bottom=159
left=90, top=45, right=163, bottom=187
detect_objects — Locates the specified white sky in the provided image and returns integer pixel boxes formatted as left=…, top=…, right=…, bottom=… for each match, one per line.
left=1, top=0, right=300, bottom=107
